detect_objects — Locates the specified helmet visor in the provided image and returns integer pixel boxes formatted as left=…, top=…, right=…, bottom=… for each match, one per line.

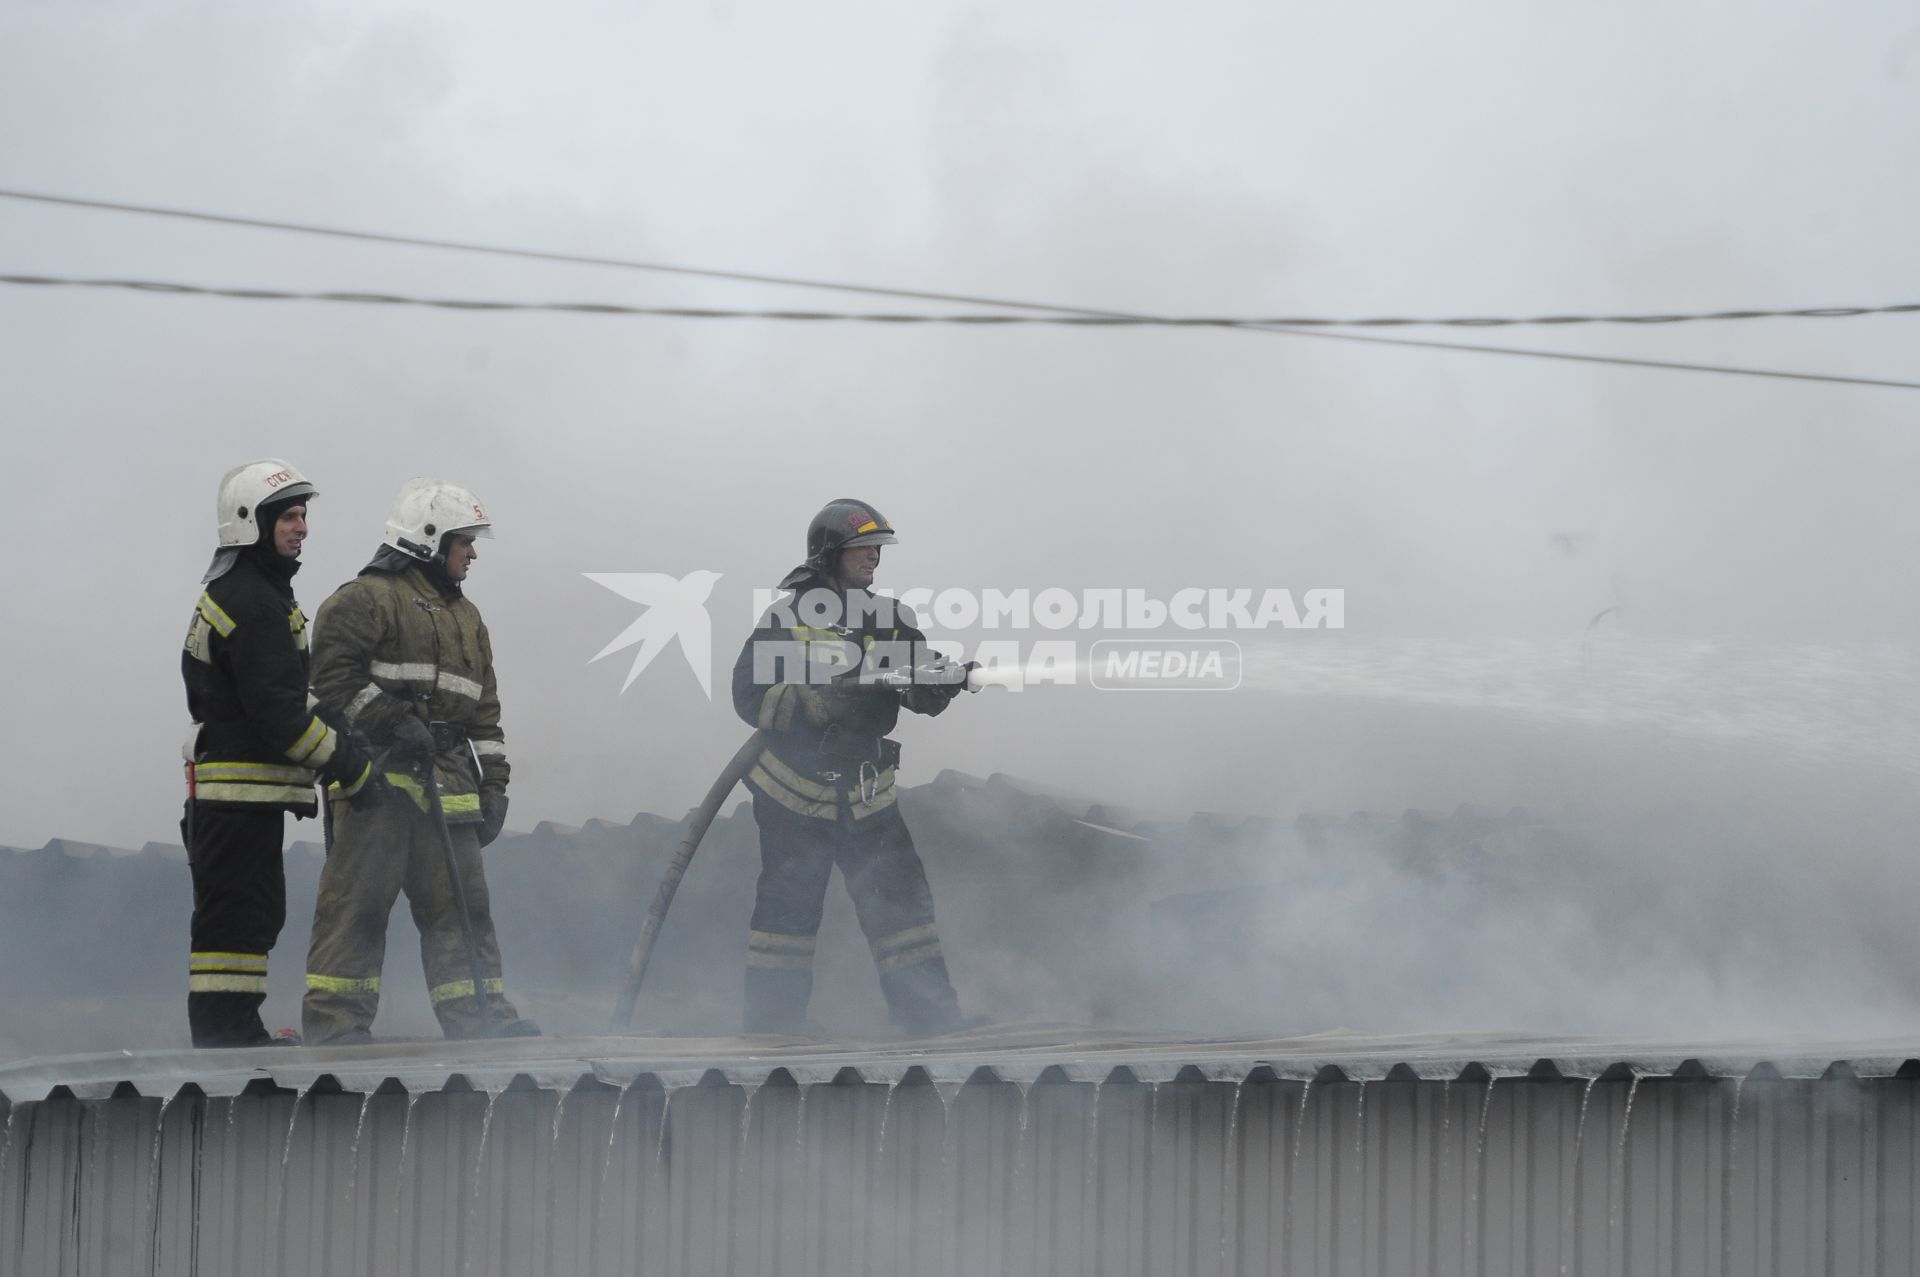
left=841, top=529, right=897, bottom=548
left=264, top=482, right=318, bottom=507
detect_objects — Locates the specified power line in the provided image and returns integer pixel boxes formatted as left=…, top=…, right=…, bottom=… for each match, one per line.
left=1, top=187, right=1913, bottom=330
left=0, top=272, right=1905, bottom=331
left=0, top=187, right=1092, bottom=313
left=6, top=271, right=1918, bottom=391
left=5, top=187, right=1915, bottom=389
left=1259, top=325, right=1920, bottom=391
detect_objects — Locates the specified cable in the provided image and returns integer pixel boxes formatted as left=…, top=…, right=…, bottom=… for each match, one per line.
left=5, top=271, right=1917, bottom=391
left=0, top=187, right=1091, bottom=312
left=8, top=186, right=1916, bottom=390
left=0, top=187, right=1912, bottom=330
left=1245, top=325, right=1920, bottom=391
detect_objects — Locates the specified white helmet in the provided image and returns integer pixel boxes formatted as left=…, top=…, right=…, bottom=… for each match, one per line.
left=215, top=458, right=318, bottom=547
left=383, top=477, right=494, bottom=561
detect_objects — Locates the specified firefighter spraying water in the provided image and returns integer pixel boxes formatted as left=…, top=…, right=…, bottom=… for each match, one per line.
left=615, top=499, right=986, bottom=1034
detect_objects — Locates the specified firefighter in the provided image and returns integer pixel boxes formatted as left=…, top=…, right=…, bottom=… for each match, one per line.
left=180, top=459, right=385, bottom=1048
left=301, top=478, right=538, bottom=1044
left=731, top=499, right=976, bottom=1035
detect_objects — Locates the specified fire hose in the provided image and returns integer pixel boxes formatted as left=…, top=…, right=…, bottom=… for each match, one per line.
left=610, top=654, right=980, bottom=1030
left=610, top=730, right=767, bottom=1029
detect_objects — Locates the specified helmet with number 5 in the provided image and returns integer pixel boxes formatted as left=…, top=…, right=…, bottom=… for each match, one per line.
left=382, top=478, right=494, bottom=561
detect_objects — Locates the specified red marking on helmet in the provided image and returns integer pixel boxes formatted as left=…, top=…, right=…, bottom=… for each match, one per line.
left=265, top=470, right=294, bottom=488
left=473, top=503, right=486, bottom=519
left=846, top=510, right=871, bottom=529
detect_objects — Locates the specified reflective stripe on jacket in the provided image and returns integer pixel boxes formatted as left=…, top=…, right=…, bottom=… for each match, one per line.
left=731, top=579, right=946, bottom=823
left=310, top=563, right=508, bottom=821
left=181, top=552, right=368, bottom=814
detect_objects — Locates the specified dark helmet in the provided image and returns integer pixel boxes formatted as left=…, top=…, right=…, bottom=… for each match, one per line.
left=808, top=499, right=897, bottom=563
left=784, top=499, right=897, bottom=584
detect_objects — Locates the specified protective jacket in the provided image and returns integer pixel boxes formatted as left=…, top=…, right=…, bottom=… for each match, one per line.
left=182, top=549, right=372, bottom=813
left=730, top=578, right=950, bottom=822
left=310, top=560, right=508, bottom=821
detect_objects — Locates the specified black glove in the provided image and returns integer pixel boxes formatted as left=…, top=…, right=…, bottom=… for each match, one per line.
left=389, top=716, right=436, bottom=760
left=317, top=723, right=379, bottom=789
left=343, top=765, right=395, bottom=812
left=477, top=794, right=508, bottom=847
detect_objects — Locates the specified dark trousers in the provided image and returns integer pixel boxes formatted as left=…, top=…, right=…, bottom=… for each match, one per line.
left=745, top=792, right=961, bottom=1034
left=182, top=801, right=287, bottom=1047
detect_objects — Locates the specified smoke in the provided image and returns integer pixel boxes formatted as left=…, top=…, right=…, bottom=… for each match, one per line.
left=2, top=0, right=1919, bottom=1058
left=6, top=707, right=1915, bottom=1059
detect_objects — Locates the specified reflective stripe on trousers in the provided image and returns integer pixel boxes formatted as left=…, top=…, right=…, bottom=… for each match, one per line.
left=189, top=951, right=270, bottom=994
left=872, top=921, right=945, bottom=972
left=744, top=790, right=957, bottom=1032
left=747, top=929, right=817, bottom=970
left=430, top=977, right=506, bottom=1004
left=302, top=793, right=516, bottom=1044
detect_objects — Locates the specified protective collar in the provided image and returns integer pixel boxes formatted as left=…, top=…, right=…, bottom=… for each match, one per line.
left=200, top=547, right=243, bottom=584
left=359, top=544, right=419, bottom=575
left=777, top=563, right=819, bottom=591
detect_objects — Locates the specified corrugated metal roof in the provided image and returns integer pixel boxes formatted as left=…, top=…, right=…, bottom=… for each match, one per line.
left=11, top=771, right=1919, bottom=1063
left=2, top=1051, right=1915, bottom=1276
left=3, top=1028, right=1915, bottom=1103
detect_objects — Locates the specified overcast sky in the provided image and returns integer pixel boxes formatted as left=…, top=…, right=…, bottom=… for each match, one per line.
left=2, top=0, right=1918, bottom=850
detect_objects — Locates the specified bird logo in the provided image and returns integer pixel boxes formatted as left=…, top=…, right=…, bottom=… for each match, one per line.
left=583, top=570, right=723, bottom=697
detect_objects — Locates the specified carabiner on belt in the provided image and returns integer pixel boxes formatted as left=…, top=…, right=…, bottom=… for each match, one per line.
left=858, top=760, right=879, bottom=807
